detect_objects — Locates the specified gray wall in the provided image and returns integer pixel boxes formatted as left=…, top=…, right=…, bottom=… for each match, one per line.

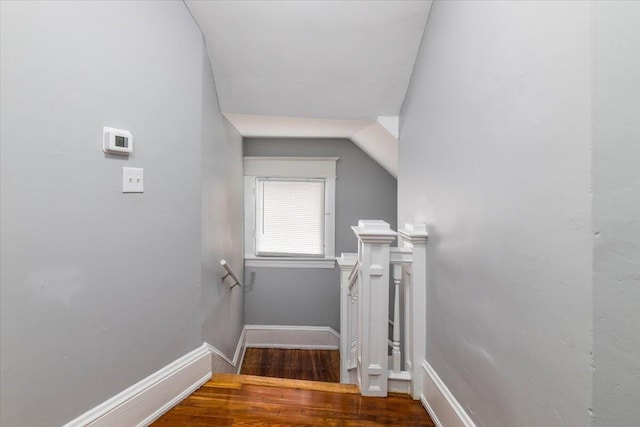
left=0, top=2, right=243, bottom=426
left=400, top=2, right=593, bottom=426
left=592, top=2, right=640, bottom=426
left=200, top=51, right=245, bottom=358
left=244, top=138, right=397, bottom=332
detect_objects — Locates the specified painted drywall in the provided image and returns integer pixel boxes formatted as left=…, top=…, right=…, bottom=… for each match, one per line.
left=399, top=2, right=593, bottom=426
left=243, top=138, right=397, bottom=332
left=592, top=2, right=640, bottom=426
left=224, top=113, right=400, bottom=177
left=185, top=0, right=432, bottom=120
left=200, top=50, right=245, bottom=359
left=0, top=2, right=242, bottom=426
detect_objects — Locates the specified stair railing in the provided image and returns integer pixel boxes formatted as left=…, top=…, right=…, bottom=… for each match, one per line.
left=347, top=261, right=359, bottom=372
left=398, top=223, right=428, bottom=398
left=220, top=259, right=242, bottom=289
left=389, top=247, right=412, bottom=375
left=339, top=221, right=428, bottom=399
left=351, top=220, right=397, bottom=397
left=338, top=253, right=357, bottom=383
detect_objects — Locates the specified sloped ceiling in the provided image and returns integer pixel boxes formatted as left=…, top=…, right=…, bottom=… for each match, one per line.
left=224, top=113, right=399, bottom=176
left=185, top=0, right=431, bottom=121
left=185, top=0, right=432, bottom=177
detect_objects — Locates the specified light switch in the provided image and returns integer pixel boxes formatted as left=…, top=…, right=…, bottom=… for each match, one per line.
left=123, top=167, right=144, bottom=193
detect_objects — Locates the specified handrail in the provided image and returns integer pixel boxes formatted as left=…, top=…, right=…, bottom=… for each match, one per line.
left=220, top=259, right=242, bottom=289
left=390, top=247, right=413, bottom=264
left=346, top=260, right=359, bottom=372
left=348, top=262, right=359, bottom=289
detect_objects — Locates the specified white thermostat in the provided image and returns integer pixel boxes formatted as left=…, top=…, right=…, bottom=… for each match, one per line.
left=103, top=127, right=133, bottom=155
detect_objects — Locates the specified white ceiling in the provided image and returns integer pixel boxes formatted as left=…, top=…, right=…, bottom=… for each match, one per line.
left=186, top=0, right=432, bottom=121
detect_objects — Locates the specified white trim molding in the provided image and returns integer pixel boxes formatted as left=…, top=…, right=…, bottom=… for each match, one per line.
left=244, top=156, right=338, bottom=178
left=244, top=325, right=340, bottom=350
left=421, top=360, right=477, bottom=427
left=61, top=326, right=341, bottom=427
left=245, top=256, right=336, bottom=269
left=63, top=345, right=211, bottom=427
left=205, top=327, right=248, bottom=374
left=244, top=156, right=338, bottom=266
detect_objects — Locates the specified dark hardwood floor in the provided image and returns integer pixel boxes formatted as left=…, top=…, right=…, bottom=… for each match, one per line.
left=240, top=348, right=341, bottom=382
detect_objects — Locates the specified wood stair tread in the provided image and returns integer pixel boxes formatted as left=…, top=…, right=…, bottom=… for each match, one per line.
left=210, top=373, right=361, bottom=394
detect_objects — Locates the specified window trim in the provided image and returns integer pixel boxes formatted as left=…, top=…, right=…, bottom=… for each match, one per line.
left=244, top=157, right=338, bottom=269
left=244, top=257, right=336, bottom=269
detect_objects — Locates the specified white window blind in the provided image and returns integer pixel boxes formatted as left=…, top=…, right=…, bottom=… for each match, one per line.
left=255, top=178, right=325, bottom=257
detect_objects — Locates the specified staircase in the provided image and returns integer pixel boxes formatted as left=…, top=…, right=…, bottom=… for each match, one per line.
left=152, top=220, right=431, bottom=425
left=152, top=373, right=434, bottom=426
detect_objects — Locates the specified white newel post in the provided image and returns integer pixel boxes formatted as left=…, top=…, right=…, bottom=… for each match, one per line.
left=337, top=253, right=357, bottom=384
left=399, top=223, right=428, bottom=399
left=352, top=220, right=397, bottom=397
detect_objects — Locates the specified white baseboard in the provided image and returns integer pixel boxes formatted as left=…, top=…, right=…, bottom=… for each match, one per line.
left=420, top=360, right=476, bottom=427
left=63, top=345, right=211, bottom=427
left=62, top=326, right=338, bottom=427
left=388, top=369, right=412, bottom=394
left=205, top=327, right=247, bottom=374
left=244, top=325, right=340, bottom=350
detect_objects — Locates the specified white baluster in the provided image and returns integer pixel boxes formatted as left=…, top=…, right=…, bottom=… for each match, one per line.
left=349, top=281, right=358, bottom=369
left=392, top=263, right=402, bottom=374
left=338, top=253, right=357, bottom=383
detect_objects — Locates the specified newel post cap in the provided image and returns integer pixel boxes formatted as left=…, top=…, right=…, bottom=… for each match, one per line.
left=337, top=252, right=358, bottom=270
left=351, top=220, right=397, bottom=243
left=399, top=223, right=429, bottom=244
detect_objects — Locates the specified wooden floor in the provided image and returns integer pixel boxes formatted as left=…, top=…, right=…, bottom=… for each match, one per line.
left=154, top=348, right=434, bottom=426
left=152, top=373, right=435, bottom=426
left=240, top=348, right=341, bottom=383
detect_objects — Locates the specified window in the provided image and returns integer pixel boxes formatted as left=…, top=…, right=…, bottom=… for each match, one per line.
left=244, top=157, right=337, bottom=268
left=256, top=178, right=325, bottom=257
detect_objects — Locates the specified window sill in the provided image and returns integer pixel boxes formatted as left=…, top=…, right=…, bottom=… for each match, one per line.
left=244, top=256, right=336, bottom=269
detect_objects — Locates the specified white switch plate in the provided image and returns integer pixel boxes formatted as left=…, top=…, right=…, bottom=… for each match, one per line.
left=123, top=167, right=144, bottom=193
